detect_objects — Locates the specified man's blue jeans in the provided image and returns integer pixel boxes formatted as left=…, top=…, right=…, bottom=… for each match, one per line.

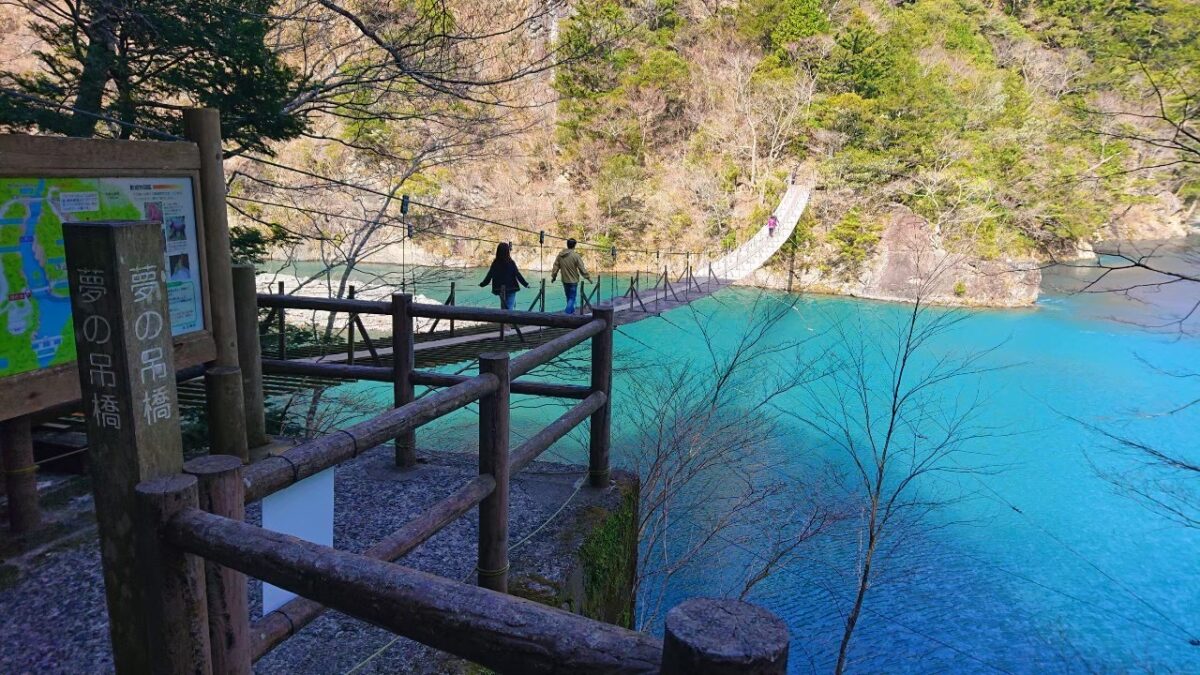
left=563, top=282, right=578, bottom=314
left=500, top=290, right=517, bottom=310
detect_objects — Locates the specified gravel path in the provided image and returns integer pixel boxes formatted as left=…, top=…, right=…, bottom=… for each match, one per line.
left=0, top=446, right=619, bottom=674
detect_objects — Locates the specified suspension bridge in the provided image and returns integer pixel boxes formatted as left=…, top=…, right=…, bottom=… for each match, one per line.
left=267, top=181, right=812, bottom=368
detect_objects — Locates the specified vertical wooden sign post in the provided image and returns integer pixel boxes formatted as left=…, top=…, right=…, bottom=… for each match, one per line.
left=1, top=416, right=41, bottom=533
left=184, top=108, right=249, bottom=462
left=64, top=220, right=185, bottom=674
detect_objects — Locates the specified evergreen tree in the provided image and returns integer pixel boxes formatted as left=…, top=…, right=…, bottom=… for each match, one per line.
left=0, top=0, right=304, bottom=154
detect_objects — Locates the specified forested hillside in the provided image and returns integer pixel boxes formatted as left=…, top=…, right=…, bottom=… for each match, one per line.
left=533, top=0, right=1199, bottom=303
left=1, top=0, right=1196, bottom=304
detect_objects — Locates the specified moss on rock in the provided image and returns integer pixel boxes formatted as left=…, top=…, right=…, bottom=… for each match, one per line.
left=578, top=481, right=638, bottom=628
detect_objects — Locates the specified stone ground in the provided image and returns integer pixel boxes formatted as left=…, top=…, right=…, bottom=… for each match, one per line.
left=0, top=446, right=627, bottom=674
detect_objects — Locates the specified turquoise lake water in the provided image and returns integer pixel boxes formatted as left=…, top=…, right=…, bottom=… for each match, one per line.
left=287, top=249, right=1200, bottom=673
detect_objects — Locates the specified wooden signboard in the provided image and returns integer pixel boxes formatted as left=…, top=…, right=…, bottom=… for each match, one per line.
left=0, top=135, right=216, bottom=420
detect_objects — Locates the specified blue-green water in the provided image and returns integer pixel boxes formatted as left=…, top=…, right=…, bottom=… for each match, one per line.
left=299, top=251, right=1200, bottom=673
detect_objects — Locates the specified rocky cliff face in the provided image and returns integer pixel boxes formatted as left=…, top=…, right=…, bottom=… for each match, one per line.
left=1107, top=192, right=1197, bottom=241
left=741, top=210, right=1042, bottom=307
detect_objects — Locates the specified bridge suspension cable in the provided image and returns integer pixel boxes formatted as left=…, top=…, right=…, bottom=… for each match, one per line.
left=4, top=89, right=772, bottom=274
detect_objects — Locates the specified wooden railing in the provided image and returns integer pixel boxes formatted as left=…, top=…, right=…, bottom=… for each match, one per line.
left=130, top=294, right=789, bottom=674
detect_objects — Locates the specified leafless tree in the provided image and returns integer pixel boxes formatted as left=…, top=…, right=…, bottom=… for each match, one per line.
left=620, top=292, right=836, bottom=628
left=1050, top=240, right=1200, bottom=532
left=1080, top=61, right=1198, bottom=173
left=789, top=276, right=1005, bottom=674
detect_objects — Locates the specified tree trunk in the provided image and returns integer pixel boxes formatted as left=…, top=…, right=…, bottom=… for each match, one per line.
left=70, top=2, right=118, bottom=137
left=835, top=508, right=879, bottom=675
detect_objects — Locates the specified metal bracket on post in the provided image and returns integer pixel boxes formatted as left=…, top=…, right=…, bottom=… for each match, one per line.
left=347, top=286, right=357, bottom=366
left=276, top=281, right=286, bottom=359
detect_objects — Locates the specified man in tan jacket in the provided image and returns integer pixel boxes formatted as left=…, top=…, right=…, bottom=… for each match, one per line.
left=550, top=238, right=591, bottom=314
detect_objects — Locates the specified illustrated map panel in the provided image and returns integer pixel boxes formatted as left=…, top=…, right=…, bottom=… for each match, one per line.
left=0, top=177, right=203, bottom=378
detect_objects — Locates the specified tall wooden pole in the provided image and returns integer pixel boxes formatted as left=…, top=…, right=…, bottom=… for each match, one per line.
left=276, top=280, right=286, bottom=358
left=392, top=292, right=416, bottom=467
left=1, top=416, right=42, bottom=533
left=230, top=264, right=267, bottom=449
left=183, top=108, right=248, bottom=460
left=347, top=286, right=357, bottom=366
left=64, top=220, right=185, bottom=673
left=588, top=306, right=614, bottom=487
left=477, top=352, right=510, bottom=592
left=205, top=366, right=247, bottom=460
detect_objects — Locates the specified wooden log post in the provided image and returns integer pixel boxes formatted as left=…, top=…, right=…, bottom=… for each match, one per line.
left=276, top=281, right=286, bottom=358
left=183, top=456, right=250, bottom=674
left=392, top=292, right=416, bottom=467
left=661, top=598, right=789, bottom=675
left=1, top=416, right=42, bottom=533
left=347, top=286, right=357, bottom=365
left=230, top=264, right=268, bottom=449
left=477, top=352, right=511, bottom=592
left=205, top=366, right=248, bottom=460
left=183, top=109, right=248, bottom=462
left=134, top=475, right=214, bottom=675
left=540, top=278, right=546, bottom=312
left=588, top=306, right=614, bottom=488
left=63, top=220, right=186, bottom=673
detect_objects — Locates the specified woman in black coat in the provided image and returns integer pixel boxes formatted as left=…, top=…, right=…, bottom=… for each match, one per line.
left=479, top=242, right=530, bottom=309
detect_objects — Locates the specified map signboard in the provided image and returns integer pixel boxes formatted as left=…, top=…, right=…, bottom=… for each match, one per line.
left=0, top=177, right=204, bottom=379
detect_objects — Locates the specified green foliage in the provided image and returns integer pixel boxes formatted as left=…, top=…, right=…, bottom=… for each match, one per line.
left=771, top=0, right=831, bottom=48
left=623, top=49, right=689, bottom=92
left=230, top=224, right=298, bottom=266
left=829, top=208, right=881, bottom=277
left=554, top=0, right=630, bottom=139
left=739, top=0, right=831, bottom=52
left=824, top=14, right=895, bottom=98
left=596, top=154, right=646, bottom=218
left=578, top=486, right=638, bottom=627
left=0, top=0, right=304, bottom=153
left=550, top=0, right=1195, bottom=265
left=953, top=280, right=967, bottom=297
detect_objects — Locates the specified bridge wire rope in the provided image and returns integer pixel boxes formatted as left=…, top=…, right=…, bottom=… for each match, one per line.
left=3, top=84, right=757, bottom=271
left=0, top=87, right=187, bottom=141
left=2, top=91, right=750, bottom=287
left=237, top=154, right=742, bottom=269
